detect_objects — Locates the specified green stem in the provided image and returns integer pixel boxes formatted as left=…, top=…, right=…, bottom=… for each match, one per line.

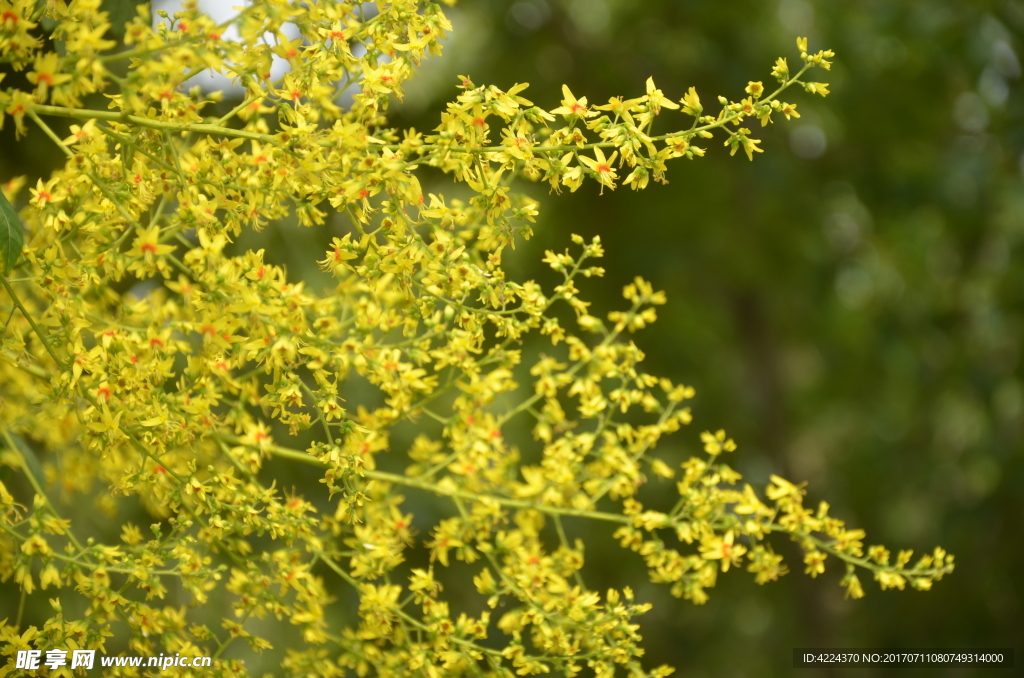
left=0, top=274, right=66, bottom=368
left=218, top=433, right=631, bottom=525
left=30, top=104, right=278, bottom=144
left=299, top=379, right=336, bottom=445
left=15, top=589, right=26, bottom=628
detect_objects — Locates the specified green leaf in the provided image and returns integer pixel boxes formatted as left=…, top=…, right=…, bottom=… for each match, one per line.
left=0, top=190, right=25, bottom=275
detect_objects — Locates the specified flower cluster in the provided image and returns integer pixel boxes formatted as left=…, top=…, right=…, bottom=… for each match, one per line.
left=1, top=0, right=947, bottom=675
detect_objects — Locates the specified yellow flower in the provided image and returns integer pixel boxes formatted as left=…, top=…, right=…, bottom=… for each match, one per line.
left=127, top=226, right=175, bottom=277
left=804, top=82, right=831, bottom=97
left=803, top=550, right=827, bottom=577
left=700, top=429, right=736, bottom=456
left=579, top=146, right=619, bottom=192
left=551, top=84, right=594, bottom=118
left=681, top=86, right=703, bottom=116
left=644, top=76, right=679, bottom=114
left=26, top=53, right=72, bottom=102
left=0, top=6, right=945, bottom=671
left=700, top=531, right=747, bottom=572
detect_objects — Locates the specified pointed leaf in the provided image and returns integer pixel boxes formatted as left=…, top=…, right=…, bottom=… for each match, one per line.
left=0, top=190, right=25, bottom=275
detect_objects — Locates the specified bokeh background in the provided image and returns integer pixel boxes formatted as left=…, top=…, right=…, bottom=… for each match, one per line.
left=395, top=2, right=1024, bottom=675
left=3, top=0, right=1023, bottom=676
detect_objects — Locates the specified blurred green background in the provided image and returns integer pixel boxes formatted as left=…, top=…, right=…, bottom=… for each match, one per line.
left=386, top=1, right=1024, bottom=675
left=3, top=0, right=1023, bottom=676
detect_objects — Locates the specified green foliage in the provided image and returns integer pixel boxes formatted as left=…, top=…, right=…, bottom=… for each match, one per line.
left=0, top=190, right=24, bottom=274
left=0, top=0, right=956, bottom=676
